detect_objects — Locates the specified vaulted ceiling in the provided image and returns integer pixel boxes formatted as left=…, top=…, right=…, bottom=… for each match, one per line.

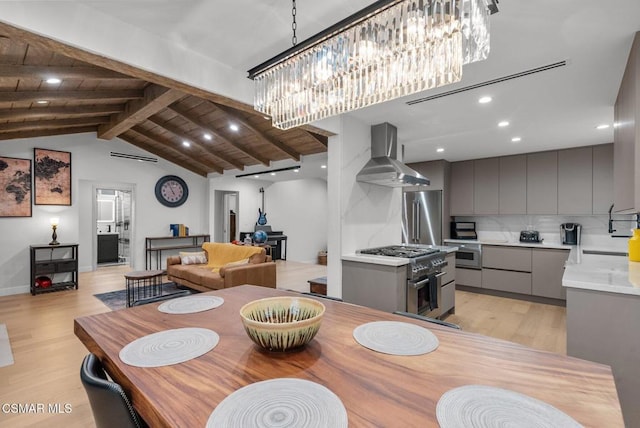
left=0, top=22, right=330, bottom=177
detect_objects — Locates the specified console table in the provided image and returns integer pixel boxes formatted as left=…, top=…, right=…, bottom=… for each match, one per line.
left=30, top=243, right=78, bottom=295
left=145, top=235, right=210, bottom=270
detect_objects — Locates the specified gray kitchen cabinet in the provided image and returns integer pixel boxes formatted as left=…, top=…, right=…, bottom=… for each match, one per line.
left=440, top=253, right=456, bottom=315
left=455, top=268, right=481, bottom=288
left=567, top=288, right=640, bottom=427
left=527, top=151, right=558, bottom=214
left=473, top=158, right=500, bottom=215
left=499, top=155, right=527, bottom=215
left=450, top=161, right=474, bottom=215
left=593, top=144, right=615, bottom=214
left=558, top=147, right=593, bottom=215
left=342, top=261, right=407, bottom=313
left=482, top=268, right=532, bottom=295
left=613, top=33, right=639, bottom=213
left=532, top=248, right=569, bottom=299
left=482, top=245, right=532, bottom=295
left=482, top=245, right=532, bottom=272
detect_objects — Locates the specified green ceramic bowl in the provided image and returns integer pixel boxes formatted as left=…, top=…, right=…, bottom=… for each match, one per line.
left=239, top=296, right=325, bottom=352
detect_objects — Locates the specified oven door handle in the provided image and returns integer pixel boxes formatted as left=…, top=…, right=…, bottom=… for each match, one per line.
left=409, top=272, right=446, bottom=289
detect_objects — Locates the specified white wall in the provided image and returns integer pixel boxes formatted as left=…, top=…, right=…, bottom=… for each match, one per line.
left=325, top=115, right=403, bottom=297
left=0, top=133, right=208, bottom=296
left=266, top=179, right=328, bottom=263
left=208, top=176, right=329, bottom=263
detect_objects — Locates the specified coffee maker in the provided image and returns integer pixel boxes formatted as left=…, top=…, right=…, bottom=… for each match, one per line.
left=560, top=223, right=581, bottom=245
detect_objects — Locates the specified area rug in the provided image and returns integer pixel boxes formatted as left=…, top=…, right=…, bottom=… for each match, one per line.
left=0, top=324, right=15, bottom=368
left=94, top=283, right=196, bottom=311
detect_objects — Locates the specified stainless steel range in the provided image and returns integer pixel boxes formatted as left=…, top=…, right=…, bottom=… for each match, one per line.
left=343, top=245, right=447, bottom=318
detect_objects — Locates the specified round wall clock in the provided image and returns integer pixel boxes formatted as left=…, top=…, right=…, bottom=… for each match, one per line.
left=155, top=175, right=189, bottom=207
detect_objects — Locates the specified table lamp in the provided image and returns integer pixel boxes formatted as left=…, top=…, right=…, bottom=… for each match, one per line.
left=49, top=217, right=60, bottom=246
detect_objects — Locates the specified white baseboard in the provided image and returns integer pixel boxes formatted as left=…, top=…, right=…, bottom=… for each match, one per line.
left=0, top=285, right=30, bottom=296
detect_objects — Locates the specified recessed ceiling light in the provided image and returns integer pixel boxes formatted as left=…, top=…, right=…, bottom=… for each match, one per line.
left=46, top=78, right=61, bottom=84
left=294, top=168, right=299, bottom=172
left=436, top=148, right=445, bottom=153
left=270, top=172, right=276, bottom=176
left=203, top=133, right=212, bottom=141
left=229, top=124, right=239, bottom=132
left=254, top=175, right=260, bottom=178
left=596, top=124, right=610, bottom=130
left=511, top=137, right=522, bottom=143
left=182, top=141, right=191, bottom=147
left=321, top=165, right=327, bottom=169
left=36, top=100, right=48, bottom=104
left=498, top=121, right=510, bottom=127
left=478, top=96, right=492, bottom=104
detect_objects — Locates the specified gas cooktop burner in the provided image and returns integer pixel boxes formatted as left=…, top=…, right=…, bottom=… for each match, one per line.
left=359, top=245, right=440, bottom=258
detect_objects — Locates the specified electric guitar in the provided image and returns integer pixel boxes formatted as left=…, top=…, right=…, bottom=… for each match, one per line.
left=257, top=187, right=267, bottom=225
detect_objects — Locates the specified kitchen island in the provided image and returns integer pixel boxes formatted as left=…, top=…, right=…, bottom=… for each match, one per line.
left=563, top=249, right=640, bottom=427
left=75, top=285, right=623, bottom=427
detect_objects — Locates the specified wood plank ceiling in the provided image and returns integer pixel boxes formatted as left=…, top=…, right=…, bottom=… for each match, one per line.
left=0, top=22, right=331, bottom=177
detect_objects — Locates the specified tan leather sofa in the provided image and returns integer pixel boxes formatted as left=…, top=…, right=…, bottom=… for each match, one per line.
left=166, top=243, right=276, bottom=292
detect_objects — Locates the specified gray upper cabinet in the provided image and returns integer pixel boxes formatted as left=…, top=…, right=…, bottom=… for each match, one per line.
left=473, top=158, right=500, bottom=215
left=527, top=151, right=558, bottom=214
left=593, top=144, right=614, bottom=214
left=558, top=147, right=593, bottom=215
left=450, top=161, right=474, bottom=215
left=499, top=155, right=527, bottom=215
left=613, top=32, right=639, bottom=213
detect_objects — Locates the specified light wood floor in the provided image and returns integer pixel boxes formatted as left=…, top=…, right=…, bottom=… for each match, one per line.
left=0, top=261, right=565, bottom=427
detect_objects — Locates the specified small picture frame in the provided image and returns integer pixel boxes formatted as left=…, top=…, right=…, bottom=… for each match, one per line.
left=0, top=156, right=32, bottom=217
left=34, top=148, right=72, bottom=206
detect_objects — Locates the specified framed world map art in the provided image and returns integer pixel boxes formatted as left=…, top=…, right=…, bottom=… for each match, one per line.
left=34, top=148, right=72, bottom=206
left=0, top=156, right=32, bottom=217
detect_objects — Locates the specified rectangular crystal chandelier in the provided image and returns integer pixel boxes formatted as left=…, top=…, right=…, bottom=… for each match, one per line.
left=248, top=0, right=497, bottom=130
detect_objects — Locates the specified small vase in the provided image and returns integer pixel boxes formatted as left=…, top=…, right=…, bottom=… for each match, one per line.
left=629, top=229, right=640, bottom=262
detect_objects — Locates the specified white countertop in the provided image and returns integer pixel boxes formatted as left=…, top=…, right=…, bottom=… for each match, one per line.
left=563, top=247, right=640, bottom=296
left=443, top=238, right=572, bottom=250
left=342, top=245, right=458, bottom=267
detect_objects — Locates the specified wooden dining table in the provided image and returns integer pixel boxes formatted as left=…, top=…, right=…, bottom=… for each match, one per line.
left=74, top=285, right=623, bottom=427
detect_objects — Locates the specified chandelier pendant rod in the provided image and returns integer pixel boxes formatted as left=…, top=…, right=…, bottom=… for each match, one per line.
left=248, top=0, right=402, bottom=79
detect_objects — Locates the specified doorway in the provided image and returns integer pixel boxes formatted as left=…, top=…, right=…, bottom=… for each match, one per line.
left=96, top=187, right=133, bottom=266
left=214, top=190, right=239, bottom=242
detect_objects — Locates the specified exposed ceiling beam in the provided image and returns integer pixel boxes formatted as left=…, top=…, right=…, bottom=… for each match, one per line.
left=169, top=104, right=270, bottom=166
left=0, top=116, right=109, bottom=133
left=301, top=130, right=328, bottom=148
left=0, top=89, right=143, bottom=103
left=0, top=105, right=124, bottom=121
left=129, top=126, right=222, bottom=175
left=0, top=64, right=137, bottom=80
left=97, top=85, right=184, bottom=140
left=0, top=126, right=97, bottom=141
left=0, top=21, right=260, bottom=117
left=209, top=101, right=300, bottom=161
left=146, top=116, right=244, bottom=171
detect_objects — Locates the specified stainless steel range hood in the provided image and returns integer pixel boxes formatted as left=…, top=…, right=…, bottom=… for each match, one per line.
left=356, top=123, right=430, bottom=187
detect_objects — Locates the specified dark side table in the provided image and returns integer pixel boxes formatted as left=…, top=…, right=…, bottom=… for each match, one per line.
left=124, top=270, right=164, bottom=307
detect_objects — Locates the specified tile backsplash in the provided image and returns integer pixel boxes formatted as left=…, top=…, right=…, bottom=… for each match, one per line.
left=455, top=215, right=634, bottom=251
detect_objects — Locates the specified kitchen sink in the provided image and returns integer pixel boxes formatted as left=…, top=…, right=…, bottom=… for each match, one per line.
left=582, top=250, right=628, bottom=257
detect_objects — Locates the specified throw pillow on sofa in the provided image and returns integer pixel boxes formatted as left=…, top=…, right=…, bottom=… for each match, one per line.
left=180, top=251, right=207, bottom=265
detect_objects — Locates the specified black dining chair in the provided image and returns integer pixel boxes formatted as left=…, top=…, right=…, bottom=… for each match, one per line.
left=393, top=311, right=462, bottom=330
left=80, top=353, right=147, bottom=428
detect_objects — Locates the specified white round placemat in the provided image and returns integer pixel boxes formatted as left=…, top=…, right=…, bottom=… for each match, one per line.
left=437, top=385, right=583, bottom=428
left=352, top=321, right=439, bottom=355
left=157, top=295, right=224, bottom=314
left=206, top=378, right=348, bottom=428
left=119, top=327, right=219, bottom=367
